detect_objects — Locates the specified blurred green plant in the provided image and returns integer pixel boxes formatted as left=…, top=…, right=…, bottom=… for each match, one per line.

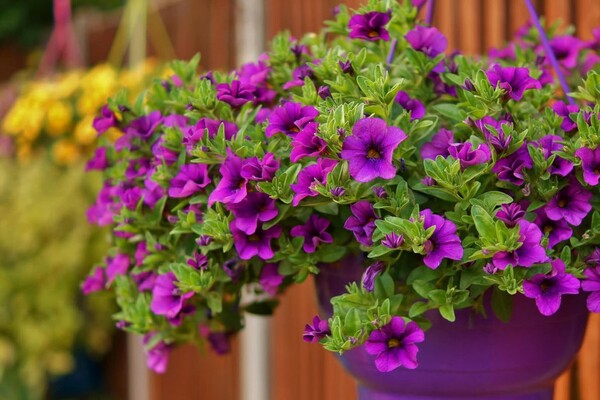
left=0, top=157, right=115, bottom=399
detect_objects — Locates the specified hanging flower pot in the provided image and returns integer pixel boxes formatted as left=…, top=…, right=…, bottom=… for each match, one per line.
left=315, top=256, right=589, bottom=400
left=82, top=1, right=600, bottom=396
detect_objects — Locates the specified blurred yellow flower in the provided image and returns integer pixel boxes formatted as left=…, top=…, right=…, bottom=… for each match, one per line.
left=52, top=139, right=80, bottom=165
left=45, top=102, right=73, bottom=137
left=74, top=115, right=96, bottom=145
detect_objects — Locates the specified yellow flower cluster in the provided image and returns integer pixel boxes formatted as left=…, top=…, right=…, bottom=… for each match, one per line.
left=1, top=60, right=164, bottom=165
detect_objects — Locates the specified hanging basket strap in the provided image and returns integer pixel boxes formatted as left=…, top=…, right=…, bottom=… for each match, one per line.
left=108, top=0, right=176, bottom=68
left=37, top=0, right=83, bottom=77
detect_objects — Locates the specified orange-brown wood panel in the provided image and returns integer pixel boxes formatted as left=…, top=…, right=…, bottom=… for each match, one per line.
left=150, top=341, right=240, bottom=400
left=578, top=313, right=600, bottom=400
left=458, top=0, right=483, bottom=54
left=482, top=0, right=508, bottom=51
left=271, top=281, right=357, bottom=400
left=434, top=0, right=458, bottom=51
left=575, top=0, right=600, bottom=39
left=544, top=0, right=573, bottom=29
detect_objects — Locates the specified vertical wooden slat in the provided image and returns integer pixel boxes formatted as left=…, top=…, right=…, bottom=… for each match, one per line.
left=271, top=281, right=357, bottom=400
left=435, top=0, right=458, bottom=51
left=575, top=0, right=600, bottom=39
left=150, top=341, right=240, bottom=400
left=458, top=0, right=482, bottom=54
left=544, top=0, right=572, bottom=29
left=554, top=369, right=571, bottom=400
left=578, top=313, right=600, bottom=400
left=508, top=0, right=531, bottom=36
left=483, top=0, right=507, bottom=51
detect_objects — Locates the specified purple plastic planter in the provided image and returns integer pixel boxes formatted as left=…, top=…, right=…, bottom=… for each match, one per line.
left=315, top=255, right=589, bottom=400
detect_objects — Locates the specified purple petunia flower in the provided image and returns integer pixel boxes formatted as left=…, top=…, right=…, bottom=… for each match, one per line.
left=283, top=64, right=315, bottom=89
left=303, top=315, right=330, bottom=343
left=215, top=80, right=255, bottom=108
left=266, top=102, right=319, bottom=137
left=523, top=259, right=580, bottom=316
left=421, top=209, right=463, bottom=269
left=259, top=263, right=284, bottom=296
left=143, top=334, right=172, bottom=374
left=486, top=65, right=541, bottom=101
left=183, top=118, right=239, bottom=153
left=339, top=60, right=354, bottom=75
left=135, top=241, right=149, bottom=267
left=405, top=26, right=447, bottom=58
left=535, top=208, right=573, bottom=249
left=492, top=144, right=533, bottom=186
left=341, top=118, right=407, bottom=182
left=86, top=147, right=109, bottom=171
left=87, top=184, right=120, bottom=226
left=552, top=101, right=579, bottom=132
left=492, top=220, right=547, bottom=269
left=187, top=251, right=209, bottom=270
left=575, top=147, right=600, bottom=186
left=474, top=116, right=513, bottom=153
left=222, top=258, right=244, bottom=283
left=582, top=262, right=600, bottom=312
left=496, top=203, right=525, bottom=228
left=372, top=186, right=388, bottom=199
left=348, top=11, right=391, bottom=42
left=395, top=91, right=426, bottom=120
left=240, top=153, right=279, bottom=181
left=382, top=232, right=404, bottom=249
left=228, top=192, right=278, bottom=235
left=126, top=111, right=163, bottom=140
left=291, top=158, right=337, bottom=206
left=93, top=105, right=117, bottom=134
left=82, top=267, right=106, bottom=295
left=290, top=122, right=327, bottom=162
left=545, top=180, right=593, bottom=226
left=125, top=158, right=151, bottom=180
left=230, top=222, right=282, bottom=260
left=142, top=174, right=166, bottom=209
left=150, top=271, right=194, bottom=319
left=448, top=142, right=491, bottom=170
left=208, top=149, right=248, bottom=206
left=421, top=129, right=454, bottom=160
left=365, top=316, right=425, bottom=372
left=344, top=201, right=378, bottom=247
left=168, top=163, right=210, bottom=198
left=152, top=137, right=179, bottom=165
left=290, top=214, right=333, bottom=253
left=536, top=135, right=573, bottom=177
left=106, top=253, right=131, bottom=284
left=362, top=261, right=386, bottom=292
left=132, top=271, right=157, bottom=292
left=318, top=85, right=332, bottom=99
left=546, top=35, right=584, bottom=69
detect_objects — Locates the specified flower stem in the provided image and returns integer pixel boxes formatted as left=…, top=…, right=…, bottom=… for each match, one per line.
left=425, top=0, right=435, bottom=26
left=523, top=0, right=575, bottom=105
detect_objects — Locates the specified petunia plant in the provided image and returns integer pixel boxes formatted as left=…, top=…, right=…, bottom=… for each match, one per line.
left=84, top=0, right=600, bottom=373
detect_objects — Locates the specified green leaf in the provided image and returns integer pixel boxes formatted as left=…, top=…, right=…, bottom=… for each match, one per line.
left=471, top=205, right=497, bottom=240
left=439, top=304, right=455, bottom=322
left=408, top=302, right=430, bottom=318
left=491, top=287, right=514, bottom=323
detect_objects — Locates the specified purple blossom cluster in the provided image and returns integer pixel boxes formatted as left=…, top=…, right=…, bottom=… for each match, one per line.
left=83, top=1, right=600, bottom=376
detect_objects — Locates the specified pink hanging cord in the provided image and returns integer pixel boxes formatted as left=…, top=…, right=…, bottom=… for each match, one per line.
left=37, top=0, right=83, bottom=76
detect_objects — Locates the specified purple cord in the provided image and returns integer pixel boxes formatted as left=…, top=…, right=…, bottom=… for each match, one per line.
left=386, top=39, right=398, bottom=70
left=524, top=0, right=575, bottom=105
left=425, top=0, right=435, bottom=25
